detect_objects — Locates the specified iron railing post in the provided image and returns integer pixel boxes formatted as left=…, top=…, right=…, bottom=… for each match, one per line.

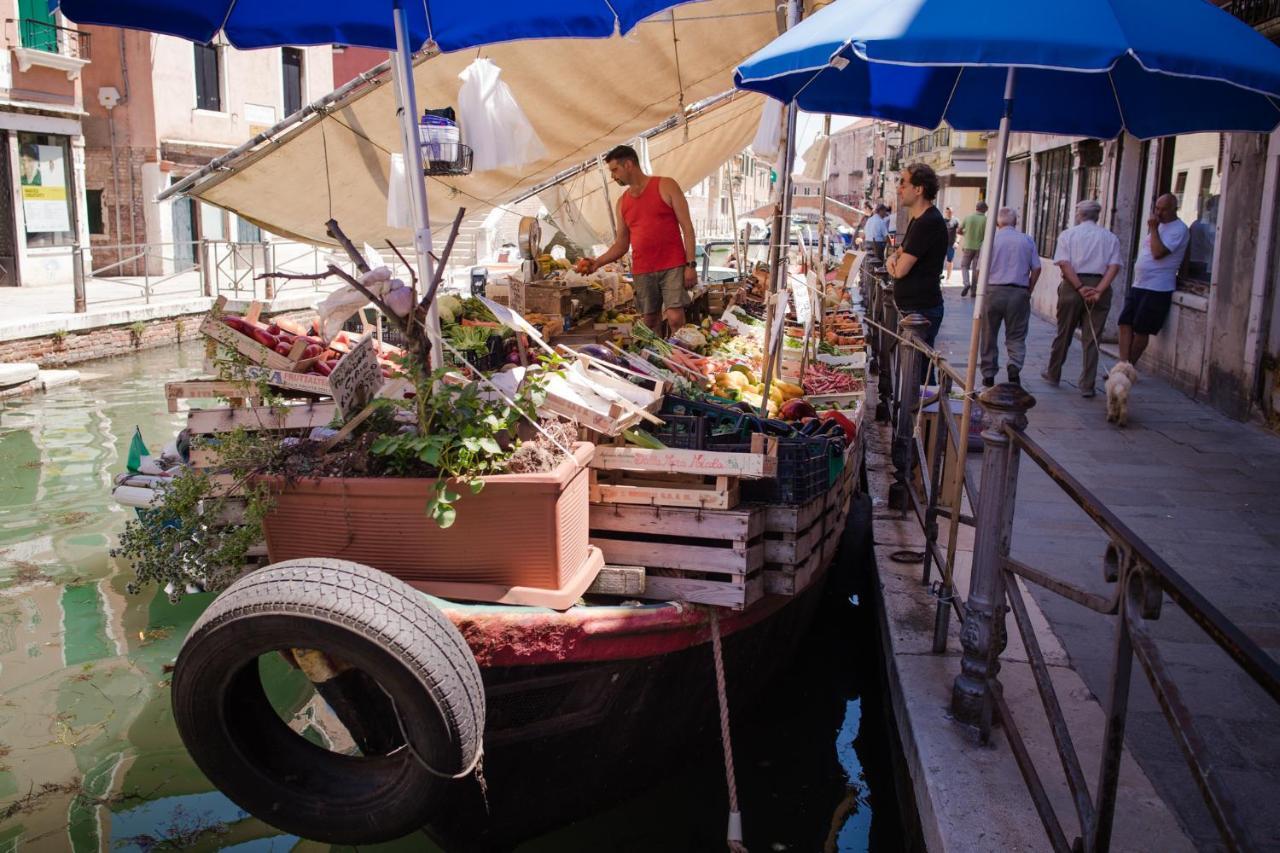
left=888, top=313, right=929, bottom=510
left=71, top=242, right=86, bottom=313
left=875, top=276, right=896, bottom=423
left=951, top=383, right=1036, bottom=739
left=199, top=239, right=213, bottom=297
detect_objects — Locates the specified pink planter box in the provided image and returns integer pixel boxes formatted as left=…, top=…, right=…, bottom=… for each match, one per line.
left=261, top=443, right=601, bottom=609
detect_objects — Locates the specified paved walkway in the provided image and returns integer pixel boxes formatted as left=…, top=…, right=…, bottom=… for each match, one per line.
left=929, top=280, right=1280, bottom=850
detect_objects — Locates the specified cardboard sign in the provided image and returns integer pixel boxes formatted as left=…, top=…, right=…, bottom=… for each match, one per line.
left=328, top=334, right=384, bottom=417
left=789, top=272, right=813, bottom=326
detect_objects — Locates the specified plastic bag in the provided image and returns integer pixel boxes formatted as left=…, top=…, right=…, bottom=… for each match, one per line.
left=316, top=266, right=394, bottom=342
left=752, top=97, right=783, bottom=158
left=457, top=58, right=547, bottom=172
left=386, top=153, right=412, bottom=229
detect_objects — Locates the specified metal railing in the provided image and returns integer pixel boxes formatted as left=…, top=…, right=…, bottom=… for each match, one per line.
left=7, top=18, right=90, bottom=58
left=64, top=239, right=445, bottom=312
left=860, top=261, right=1280, bottom=852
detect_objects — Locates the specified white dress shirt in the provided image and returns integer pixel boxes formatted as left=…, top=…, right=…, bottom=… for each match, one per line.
left=1053, top=220, right=1122, bottom=275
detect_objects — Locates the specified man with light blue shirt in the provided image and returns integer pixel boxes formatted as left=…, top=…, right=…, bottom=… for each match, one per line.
left=1119, top=193, right=1189, bottom=367
left=864, top=204, right=890, bottom=260
left=979, top=207, right=1040, bottom=386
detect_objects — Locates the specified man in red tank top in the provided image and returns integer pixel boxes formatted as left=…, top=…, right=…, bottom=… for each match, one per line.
left=585, top=145, right=697, bottom=334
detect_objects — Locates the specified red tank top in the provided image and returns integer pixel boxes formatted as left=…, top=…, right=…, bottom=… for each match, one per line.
left=619, top=176, right=687, bottom=275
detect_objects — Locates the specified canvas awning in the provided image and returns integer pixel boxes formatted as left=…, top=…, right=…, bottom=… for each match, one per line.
left=181, top=0, right=780, bottom=247
left=542, top=91, right=765, bottom=241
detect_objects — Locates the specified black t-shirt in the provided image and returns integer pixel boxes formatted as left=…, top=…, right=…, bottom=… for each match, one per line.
left=895, top=205, right=947, bottom=310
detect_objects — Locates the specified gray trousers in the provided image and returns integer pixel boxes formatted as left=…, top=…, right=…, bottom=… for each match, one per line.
left=960, top=248, right=980, bottom=290
left=1045, top=276, right=1112, bottom=391
left=980, top=285, right=1031, bottom=380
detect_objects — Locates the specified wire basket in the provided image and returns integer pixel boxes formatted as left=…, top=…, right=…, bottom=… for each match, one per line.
left=424, top=143, right=473, bottom=177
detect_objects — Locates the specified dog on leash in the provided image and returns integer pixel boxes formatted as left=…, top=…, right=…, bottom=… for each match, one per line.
left=1104, top=361, right=1138, bottom=427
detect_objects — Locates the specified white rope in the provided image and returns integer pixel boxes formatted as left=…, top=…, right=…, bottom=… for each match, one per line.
left=708, top=608, right=748, bottom=852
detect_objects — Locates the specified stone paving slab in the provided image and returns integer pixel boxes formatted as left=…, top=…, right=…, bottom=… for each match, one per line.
left=928, top=282, right=1280, bottom=850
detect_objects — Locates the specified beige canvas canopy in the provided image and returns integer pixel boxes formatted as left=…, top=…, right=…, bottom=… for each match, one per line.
left=543, top=91, right=765, bottom=241
left=180, top=0, right=780, bottom=248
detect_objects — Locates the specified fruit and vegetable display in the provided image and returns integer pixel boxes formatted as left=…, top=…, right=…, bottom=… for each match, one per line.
left=216, top=312, right=402, bottom=378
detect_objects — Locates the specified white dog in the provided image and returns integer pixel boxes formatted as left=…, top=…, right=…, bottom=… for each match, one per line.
left=1104, top=361, right=1138, bottom=427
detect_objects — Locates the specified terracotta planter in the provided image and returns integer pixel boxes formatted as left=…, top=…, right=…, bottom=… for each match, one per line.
left=260, top=443, right=601, bottom=609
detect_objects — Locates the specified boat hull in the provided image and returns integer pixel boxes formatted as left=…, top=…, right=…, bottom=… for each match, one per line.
left=426, top=567, right=832, bottom=850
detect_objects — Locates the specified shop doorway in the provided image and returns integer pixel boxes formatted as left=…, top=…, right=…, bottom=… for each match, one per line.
left=170, top=176, right=195, bottom=271
left=0, top=132, right=20, bottom=286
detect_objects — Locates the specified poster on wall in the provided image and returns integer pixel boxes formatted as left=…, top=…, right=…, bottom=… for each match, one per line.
left=19, top=143, right=70, bottom=233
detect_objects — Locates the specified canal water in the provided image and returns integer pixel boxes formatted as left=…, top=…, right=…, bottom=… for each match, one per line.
left=0, top=345, right=910, bottom=852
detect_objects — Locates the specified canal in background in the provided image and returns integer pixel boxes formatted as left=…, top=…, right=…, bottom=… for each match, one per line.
left=0, top=344, right=909, bottom=852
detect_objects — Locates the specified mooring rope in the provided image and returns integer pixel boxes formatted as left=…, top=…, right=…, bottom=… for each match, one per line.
left=708, top=608, right=748, bottom=852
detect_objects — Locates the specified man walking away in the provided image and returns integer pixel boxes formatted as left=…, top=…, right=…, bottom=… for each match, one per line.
left=1119, top=193, right=1188, bottom=368
left=1043, top=200, right=1122, bottom=397
left=587, top=145, right=698, bottom=335
left=943, top=206, right=960, bottom=279
left=979, top=208, right=1040, bottom=386
left=885, top=164, right=947, bottom=348
left=865, top=204, right=890, bottom=261
left=957, top=201, right=987, bottom=296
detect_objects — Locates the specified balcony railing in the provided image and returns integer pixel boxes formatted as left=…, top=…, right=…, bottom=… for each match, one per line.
left=8, top=18, right=91, bottom=60
left=1228, top=0, right=1280, bottom=27
left=898, top=127, right=953, bottom=161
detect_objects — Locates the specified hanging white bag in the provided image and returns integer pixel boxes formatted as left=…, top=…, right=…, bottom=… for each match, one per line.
left=386, top=153, right=412, bottom=229
left=456, top=58, right=547, bottom=172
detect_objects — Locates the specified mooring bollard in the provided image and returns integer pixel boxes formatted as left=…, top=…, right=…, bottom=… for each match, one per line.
left=875, top=277, right=897, bottom=423
left=950, top=383, right=1035, bottom=740
left=888, top=313, right=929, bottom=511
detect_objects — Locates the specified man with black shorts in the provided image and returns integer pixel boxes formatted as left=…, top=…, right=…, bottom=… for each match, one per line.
left=1119, top=193, right=1188, bottom=367
left=885, top=163, right=947, bottom=348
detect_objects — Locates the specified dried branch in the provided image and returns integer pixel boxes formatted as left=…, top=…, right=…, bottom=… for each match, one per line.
left=325, top=219, right=371, bottom=274
left=325, top=264, right=404, bottom=335
left=420, top=207, right=466, bottom=310
left=254, top=270, right=330, bottom=282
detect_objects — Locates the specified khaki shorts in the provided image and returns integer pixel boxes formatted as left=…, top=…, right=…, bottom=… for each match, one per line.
left=633, top=265, right=690, bottom=315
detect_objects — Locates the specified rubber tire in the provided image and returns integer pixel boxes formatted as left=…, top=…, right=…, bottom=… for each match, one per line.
left=171, top=558, right=485, bottom=845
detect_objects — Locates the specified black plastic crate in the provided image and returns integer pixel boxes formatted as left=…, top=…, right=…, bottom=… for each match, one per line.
left=642, top=414, right=707, bottom=450
left=742, top=434, right=831, bottom=505
left=447, top=334, right=507, bottom=372
left=660, top=395, right=750, bottom=441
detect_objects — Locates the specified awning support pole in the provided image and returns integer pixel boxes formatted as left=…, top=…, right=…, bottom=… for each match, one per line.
left=938, top=66, right=1016, bottom=651
left=392, top=0, right=443, bottom=369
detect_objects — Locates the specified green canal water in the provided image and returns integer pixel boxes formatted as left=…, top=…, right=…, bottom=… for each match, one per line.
left=0, top=345, right=904, bottom=852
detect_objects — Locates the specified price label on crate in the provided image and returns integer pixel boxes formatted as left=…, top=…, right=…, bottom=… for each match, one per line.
left=328, top=334, right=384, bottom=418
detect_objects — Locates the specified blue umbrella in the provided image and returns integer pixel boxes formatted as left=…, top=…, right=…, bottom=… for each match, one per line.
left=58, top=0, right=704, bottom=367
left=733, top=0, right=1280, bottom=139
left=734, top=0, right=1280, bottom=507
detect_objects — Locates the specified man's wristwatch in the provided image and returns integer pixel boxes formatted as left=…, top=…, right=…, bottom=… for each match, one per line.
left=685, top=260, right=696, bottom=269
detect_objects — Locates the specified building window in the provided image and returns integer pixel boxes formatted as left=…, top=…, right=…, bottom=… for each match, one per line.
left=282, top=47, right=303, bottom=116
left=1156, top=133, right=1221, bottom=286
left=1078, top=140, right=1104, bottom=205
left=17, top=133, right=74, bottom=247
left=86, top=189, right=104, bottom=235
left=236, top=216, right=262, bottom=243
left=194, top=43, right=222, bottom=111
left=1033, top=145, right=1072, bottom=258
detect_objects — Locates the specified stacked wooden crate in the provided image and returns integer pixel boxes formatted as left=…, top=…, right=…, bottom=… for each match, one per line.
left=587, top=440, right=777, bottom=609
left=760, top=442, right=858, bottom=595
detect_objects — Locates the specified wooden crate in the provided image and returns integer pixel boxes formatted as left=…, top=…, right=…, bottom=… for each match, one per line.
left=591, top=436, right=776, bottom=480
left=199, top=297, right=297, bottom=371
left=590, top=470, right=739, bottom=510
left=754, top=492, right=826, bottom=534
left=589, top=503, right=765, bottom=610
left=165, top=380, right=262, bottom=413
left=764, top=515, right=824, bottom=565
left=764, top=541, right=822, bottom=596
left=187, top=401, right=337, bottom=436
left=637, top=570, right=764, bottom=611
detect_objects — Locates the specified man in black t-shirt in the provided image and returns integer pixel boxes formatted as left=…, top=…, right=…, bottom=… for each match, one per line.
left=885, top=163, right=947, bottom=347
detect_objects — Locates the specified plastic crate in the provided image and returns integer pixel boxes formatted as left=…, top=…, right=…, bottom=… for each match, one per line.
left=642, top=414, right=707, bottom=450
left=660, top=395, right=753, bottom=445
left=446, top=334, right=507, bottom=372
left=742, top=434, right=831, bottom=505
